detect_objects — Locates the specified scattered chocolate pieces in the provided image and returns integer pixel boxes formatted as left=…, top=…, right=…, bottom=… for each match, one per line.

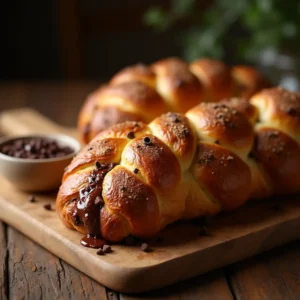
left=28, top=195, right=36, bottom=203
left=0, top=137, right=73, bottom=159
left=127, top=131, right=135, bottom=139
left=96, top=248, right=105, bottom=256
left=103, top=244, right=112, bottom=253
left=141, top=243, right=152, bottom=252
left=43, top=204, right=52, bottom=211
left=133, top=168, right=139, bottom=174
left=96, top=244, right=112, bottom=255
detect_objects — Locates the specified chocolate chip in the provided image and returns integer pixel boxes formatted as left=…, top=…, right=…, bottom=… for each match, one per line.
left=120, top=187, right=126, bottom=192
left=28, top=195, right=36, bottom=203
left=133, top=168, right=139, bottom=174
left=199, top=226, right=210, bottom=236
left=286, top=107, right=297, bottom=116
left=183, top=129, right=190, bottom=137
left=94, top=196, right=103, bottom=206
left=143, top=137, right=151, bottom=145
left=95, top=161, right=101, bottom=170
left=43, top=204, right=52, bottom=211
left=0, top=137, right=73, bottom=160
left=96, top=248, right=105, bottom=256
left=103, top=245, right=112, bottom=253
left=141, top=243, right=152, bottom=252
left=215, top=140, right=220, bottom=145
left=127, top=131, right=135, bottom=139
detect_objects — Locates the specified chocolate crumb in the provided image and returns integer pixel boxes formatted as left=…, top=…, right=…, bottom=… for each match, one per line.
left=199, top=226, right=210, bottom=236
left=127, top=131, right=135, bottom=139
left=96, top=248, right=105, bottom=256
left=183, top=129, right=190, bottom=137
left=248, top=151, right=255, bottom=159
left=94, top=196, right=103, bottom=206
left=95, top=161, right=101, bottom=170
left=144, top=137, right=152, bottom=145
left=103, top=245, right=112, bottom=253
left=120, top=186, right=126, bottom=192
left=43, top=204, right=52, bottom=211
left=28, top=195, right=36, bottom=203
left=286, top=107, right=297, bottom=116
left=141, top=243, right=152, bottom=252
left=133, top=168, right=139, bottom=174
left=215, top=140, right=220, bottom=145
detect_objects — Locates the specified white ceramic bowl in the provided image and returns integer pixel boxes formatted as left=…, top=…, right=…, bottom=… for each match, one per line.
left=0, top=134, right=81, bottom=192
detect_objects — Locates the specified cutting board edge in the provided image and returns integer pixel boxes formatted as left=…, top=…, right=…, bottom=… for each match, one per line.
left=1, top=194, right=300, bottom=293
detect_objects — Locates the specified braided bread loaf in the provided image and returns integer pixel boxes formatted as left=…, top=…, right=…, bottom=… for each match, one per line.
left=57, top=87, right=300, bottom=243
left=79, top=57, right=271, bottom=143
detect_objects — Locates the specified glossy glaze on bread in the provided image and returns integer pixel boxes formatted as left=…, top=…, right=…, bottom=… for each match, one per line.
left=78, top=57, right=271, bottom=143
left=57, top=87, right=300, bottom=242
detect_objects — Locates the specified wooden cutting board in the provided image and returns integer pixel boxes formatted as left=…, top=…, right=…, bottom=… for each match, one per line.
left=0, top=108, right=300, bottom=293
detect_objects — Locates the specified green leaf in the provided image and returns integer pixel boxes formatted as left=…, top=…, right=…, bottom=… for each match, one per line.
left=143, top=7, right=170, bottom=30
left=171, top=0, right=196, bottom=15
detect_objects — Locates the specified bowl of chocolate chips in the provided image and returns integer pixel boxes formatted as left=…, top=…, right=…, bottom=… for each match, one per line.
left=0, top=134, right=81, bottom=191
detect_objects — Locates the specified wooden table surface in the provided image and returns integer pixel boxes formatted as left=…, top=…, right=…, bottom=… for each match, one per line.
left=1, top=82, right=300, bottom=300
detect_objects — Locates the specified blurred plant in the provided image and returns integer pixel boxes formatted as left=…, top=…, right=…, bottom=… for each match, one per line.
left=143, top=0, right=300, bottom=62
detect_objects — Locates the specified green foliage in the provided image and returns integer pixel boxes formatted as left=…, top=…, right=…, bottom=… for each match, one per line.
left=143, top=0, right=300, bottom=62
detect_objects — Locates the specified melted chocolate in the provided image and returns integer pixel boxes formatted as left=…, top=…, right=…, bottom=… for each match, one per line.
left=72, top=162, right=116, bottom=240
left=80, top=234, right=107, bottom=248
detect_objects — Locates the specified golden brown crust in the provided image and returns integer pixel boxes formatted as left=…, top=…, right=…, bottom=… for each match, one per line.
left=252, top=128, right=300, bottom=194
left=219, top=98, right=258, bottom=124
left=152, top=57, right=204, bottom=112
left=110, top=63, right=156, bottom=88
left=121, top=135, right=181, bottom=193
left=102, top=166, right=160, bottom=238
left=232, top=65, right=271, bottom=99
left=97, top=81, right=168, bottom=121
left=186, top=102, right=254, bottom=157
left=149, top=112, right=196, bottom=170
left=88, top=107, right=145, bottom=139
left=191, top=142, right=251, bottom=211
left=59, top=87, right=300, bottom=243
left=79, top=57, right=271, bottom=143
left=250, top=87, right=300, bottom=141
left=190, top=58, right=233, bottom=102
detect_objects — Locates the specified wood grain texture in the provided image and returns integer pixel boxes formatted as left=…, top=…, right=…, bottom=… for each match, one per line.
left=120, top=269, right=233, bottom=300
left=8, top=227, right=107, bottom=300
left=0, top=222, right=8, bottom=300
left=227, top=240, right=300, bottom=300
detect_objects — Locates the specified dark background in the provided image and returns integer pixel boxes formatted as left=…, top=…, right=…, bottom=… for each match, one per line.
left=0, top=0, right=185, bottom=81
